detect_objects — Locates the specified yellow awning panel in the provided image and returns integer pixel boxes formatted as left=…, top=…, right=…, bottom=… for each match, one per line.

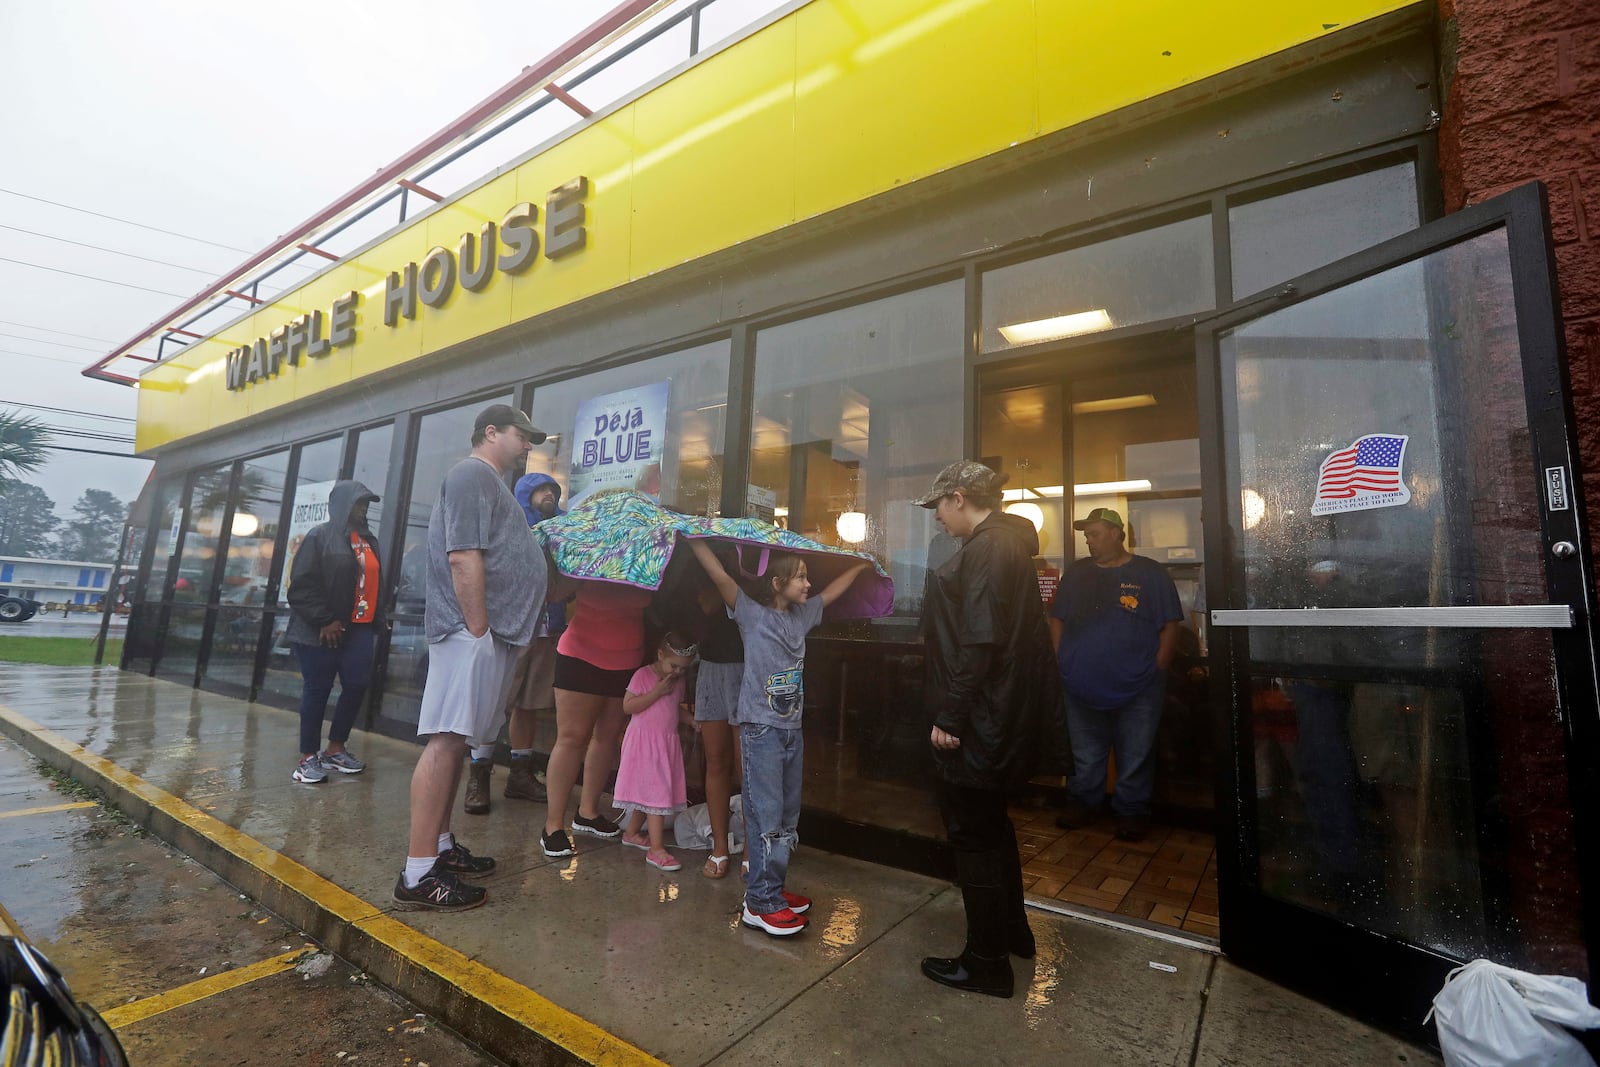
left=137, top=0, right=1419, bottom=452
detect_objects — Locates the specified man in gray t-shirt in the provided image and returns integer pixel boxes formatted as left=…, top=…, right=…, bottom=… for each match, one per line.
left=394, top=404, right=548, bottom=913
left=425, top=459, right=545, bottom=646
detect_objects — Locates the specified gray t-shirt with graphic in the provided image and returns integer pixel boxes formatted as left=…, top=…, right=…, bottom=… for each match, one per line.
left=425, top=458, right=546, bottom=646
left=731, top=589, right=826, bottom=729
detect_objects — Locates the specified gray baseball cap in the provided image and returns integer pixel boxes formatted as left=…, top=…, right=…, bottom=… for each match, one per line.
left=474, top=403, right=546, bottom=444
left=913, top=460, right=1000, bottom=508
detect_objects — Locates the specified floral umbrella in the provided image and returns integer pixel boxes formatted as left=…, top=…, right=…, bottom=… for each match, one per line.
left=531, top=490, right=894, bottom=620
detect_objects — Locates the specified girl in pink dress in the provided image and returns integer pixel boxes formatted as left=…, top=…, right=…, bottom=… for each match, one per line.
left=616, top=632, right=697, bottom=871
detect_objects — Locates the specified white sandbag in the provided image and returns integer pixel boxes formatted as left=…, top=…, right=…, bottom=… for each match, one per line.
left=1427, top=959, right=1600, bottom=1067
left=673, top=793, right=744, bottom=853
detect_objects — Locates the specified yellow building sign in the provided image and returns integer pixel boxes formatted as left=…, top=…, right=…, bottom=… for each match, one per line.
left=137, top=0, right=1420, bottom=452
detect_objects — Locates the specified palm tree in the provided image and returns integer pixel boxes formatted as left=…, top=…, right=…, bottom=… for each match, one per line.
left=0, top=410, right=52, bottom=485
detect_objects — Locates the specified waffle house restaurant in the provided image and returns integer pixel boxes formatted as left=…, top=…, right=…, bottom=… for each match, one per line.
left=120, top=0, right=1599, bottom=1037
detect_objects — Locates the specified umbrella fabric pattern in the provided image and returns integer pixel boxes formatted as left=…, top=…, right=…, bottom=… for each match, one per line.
left=532, top=490, right=894, bottom=620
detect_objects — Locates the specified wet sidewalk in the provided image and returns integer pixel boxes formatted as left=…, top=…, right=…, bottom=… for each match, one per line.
left=0, top=664, right=1435, bottom=1066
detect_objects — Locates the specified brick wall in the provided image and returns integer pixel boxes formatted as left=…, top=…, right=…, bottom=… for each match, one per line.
left=1438, top=0, right=1600, bottom=544
left=1436, top=0, right=1599, bottom=977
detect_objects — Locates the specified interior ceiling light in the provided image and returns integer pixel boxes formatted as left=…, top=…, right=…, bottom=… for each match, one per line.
left=230, top=512, right=259, bottom=537
left=1073, top=479, right=1152, bottom=495
left=1004, top=502, right=1045, bottom=531
left=1071, top=393, right=1157, bottom=415
left=836, top=511, right=868, bottom=544
left=998, top=308, right=1113, bottom=345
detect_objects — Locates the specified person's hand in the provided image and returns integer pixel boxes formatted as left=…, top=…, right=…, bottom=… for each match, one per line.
left=318, top=620, right=344, bottom=647
left=930, top=725, right=961, bottom=751
left=466, top=620, right=489, bottom=638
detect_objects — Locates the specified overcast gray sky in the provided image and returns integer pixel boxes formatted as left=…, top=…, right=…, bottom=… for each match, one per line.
left=0, top=0, right=775, bottom=549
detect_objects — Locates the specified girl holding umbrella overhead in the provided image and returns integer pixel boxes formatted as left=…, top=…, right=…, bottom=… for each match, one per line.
left=914, top=461, right=1061, bottom=998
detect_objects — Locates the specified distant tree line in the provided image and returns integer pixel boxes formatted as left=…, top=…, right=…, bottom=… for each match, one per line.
left=0, top=410, right=130, bottom=560
left=0, top=483, right=129, bottom=561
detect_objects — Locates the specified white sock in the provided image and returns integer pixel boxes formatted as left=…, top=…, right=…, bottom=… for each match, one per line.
left=437, top=832, right=455, bottom=854
left=510, top=749, right=533, bottom=759
left=402, top=856, right=436, bottom=888
left=469, top=746, right=494, bottom=762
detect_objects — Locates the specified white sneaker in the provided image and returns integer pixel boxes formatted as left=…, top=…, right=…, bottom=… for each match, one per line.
left=292, top=755, right=327, bottom=784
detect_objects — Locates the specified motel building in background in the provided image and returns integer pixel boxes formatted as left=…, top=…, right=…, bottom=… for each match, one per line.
left=86, top=0, right=1600, bottom=1043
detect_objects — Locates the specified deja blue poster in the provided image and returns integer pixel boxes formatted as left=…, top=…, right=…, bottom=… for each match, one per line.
left=568, top=380, right=670, bottom=507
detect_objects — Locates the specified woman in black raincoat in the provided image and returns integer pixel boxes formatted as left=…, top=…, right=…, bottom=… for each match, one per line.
left=915, top=461, right=1062, bottom=998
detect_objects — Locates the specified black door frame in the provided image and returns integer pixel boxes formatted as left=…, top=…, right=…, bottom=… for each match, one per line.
left=1195, top=181, right=1600, bottom=1037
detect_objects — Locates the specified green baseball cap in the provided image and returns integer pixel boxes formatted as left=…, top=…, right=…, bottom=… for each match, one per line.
left=1072, top=507, right=1124, bottom=530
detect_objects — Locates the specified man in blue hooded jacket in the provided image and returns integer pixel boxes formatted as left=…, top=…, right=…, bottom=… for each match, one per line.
left=464, top=472, right=567, bottom=813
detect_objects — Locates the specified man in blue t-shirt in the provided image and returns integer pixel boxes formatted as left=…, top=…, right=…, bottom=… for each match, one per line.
left=1049, top=507, right=1182, bottom=841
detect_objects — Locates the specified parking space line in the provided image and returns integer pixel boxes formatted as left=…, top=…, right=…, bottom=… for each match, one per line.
left=0, top=800, right=99, bottom=820
left=99, top=948, right=308, bottom=1030
left=0, top=701, right=670, bottom=1067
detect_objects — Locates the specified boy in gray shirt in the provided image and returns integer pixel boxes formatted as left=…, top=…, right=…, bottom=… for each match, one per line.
left=689, top=540, right=868, bottom=936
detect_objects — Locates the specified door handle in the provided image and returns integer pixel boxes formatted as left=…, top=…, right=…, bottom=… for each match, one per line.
left=1552, top=541, right=1577, bottom=559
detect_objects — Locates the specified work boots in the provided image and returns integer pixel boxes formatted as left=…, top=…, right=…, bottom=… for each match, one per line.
left=921, top=849, right=1015, bottom=998
left=504, top=757, right=547, bottom=802
left=464, top=758, right=492, bottom=815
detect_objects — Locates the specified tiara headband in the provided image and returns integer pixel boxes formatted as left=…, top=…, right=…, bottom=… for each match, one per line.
left=666, top=637, right=699, bottom=658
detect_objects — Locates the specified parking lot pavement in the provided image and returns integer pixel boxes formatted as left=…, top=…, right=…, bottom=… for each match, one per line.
left=0, top=735, right=505, bottom=1066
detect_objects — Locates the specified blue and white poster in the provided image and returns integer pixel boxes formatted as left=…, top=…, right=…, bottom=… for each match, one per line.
left=568, top=380, right=670, bottom=507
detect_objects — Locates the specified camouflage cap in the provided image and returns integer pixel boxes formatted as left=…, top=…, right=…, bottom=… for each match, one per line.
left=913, top=460, right=1000, bottom=508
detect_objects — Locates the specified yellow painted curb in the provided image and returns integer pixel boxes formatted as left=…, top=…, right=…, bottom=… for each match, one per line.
left=100, top=948, right=308, bottom=1030
left=0, top=702, right=667, bottom=1067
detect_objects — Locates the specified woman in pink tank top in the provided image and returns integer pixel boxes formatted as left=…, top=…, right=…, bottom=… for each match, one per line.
left=539, top=581, right=653, bottom=857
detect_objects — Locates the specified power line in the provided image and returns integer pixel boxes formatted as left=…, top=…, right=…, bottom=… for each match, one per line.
left=0, top=331, right=104, bottom=353
left=0, top=186, right=253, bottom=253
left=0, top=224, right=223, bottom=275
left=1, top=401, right=135, bottom=423
left=0, top=348, right=104, bottom=368
left=0, top=257, right=190, bottom=298
left=46, top=428, right=136, bottom=443
left=0, top=320, right=116, bottom=344
left=44, top=444, right=142, bottom=459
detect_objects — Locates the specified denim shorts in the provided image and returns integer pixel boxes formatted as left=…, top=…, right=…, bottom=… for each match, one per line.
left=694, top=660, right=742, bottom=723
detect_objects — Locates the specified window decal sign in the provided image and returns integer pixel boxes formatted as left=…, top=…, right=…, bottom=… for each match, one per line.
left=568, top=381, right=670, bottom=508
left=1310, top=433, right=1410, bottom=516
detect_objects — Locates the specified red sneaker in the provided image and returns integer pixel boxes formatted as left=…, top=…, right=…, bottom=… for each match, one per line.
left=781, top=890, right=812, bottom=915
left=742, top=904, right=809, bottom=937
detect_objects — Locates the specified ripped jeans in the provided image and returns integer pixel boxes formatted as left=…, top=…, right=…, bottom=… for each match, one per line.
left=740, top=722, right=804, bottom=914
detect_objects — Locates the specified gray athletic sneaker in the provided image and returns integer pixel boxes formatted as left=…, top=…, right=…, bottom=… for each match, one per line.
left=320, top=749, right=366, bottom=774
left=292, top=755, right=328, bottom=784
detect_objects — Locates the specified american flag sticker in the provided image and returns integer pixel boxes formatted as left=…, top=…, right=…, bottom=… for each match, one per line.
left=1310, top=433, right=1411, bottom=516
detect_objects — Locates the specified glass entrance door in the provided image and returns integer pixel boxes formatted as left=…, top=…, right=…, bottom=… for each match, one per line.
left=1199, top=184, right=1600, bottom=1036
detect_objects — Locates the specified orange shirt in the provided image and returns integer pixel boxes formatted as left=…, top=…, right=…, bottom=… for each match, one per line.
left=350, top=532, right=379, bottom=623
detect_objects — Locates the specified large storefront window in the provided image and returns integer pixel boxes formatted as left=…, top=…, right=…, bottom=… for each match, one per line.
left=979, top=214, right=1214, bottom=352
left=158, top=463, right=233, bottom=681
left=384, top=394, right=511, bottom=727
left=350, top=423, right=393, bottom=534
left=125, top=479, right=182, bottom=674
left=751, top=281, right=962, bottom=621
left=750, top=282, right=963, bottom=838
left=206, top=449, right=290, bottom=692
left=172, top=464, right=232, bottom=606
left=261, top=437, right=344, bottom=704
left=527, top=339, right=730, bottom=516
left=1228, top=161, right=1418, bottom=299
